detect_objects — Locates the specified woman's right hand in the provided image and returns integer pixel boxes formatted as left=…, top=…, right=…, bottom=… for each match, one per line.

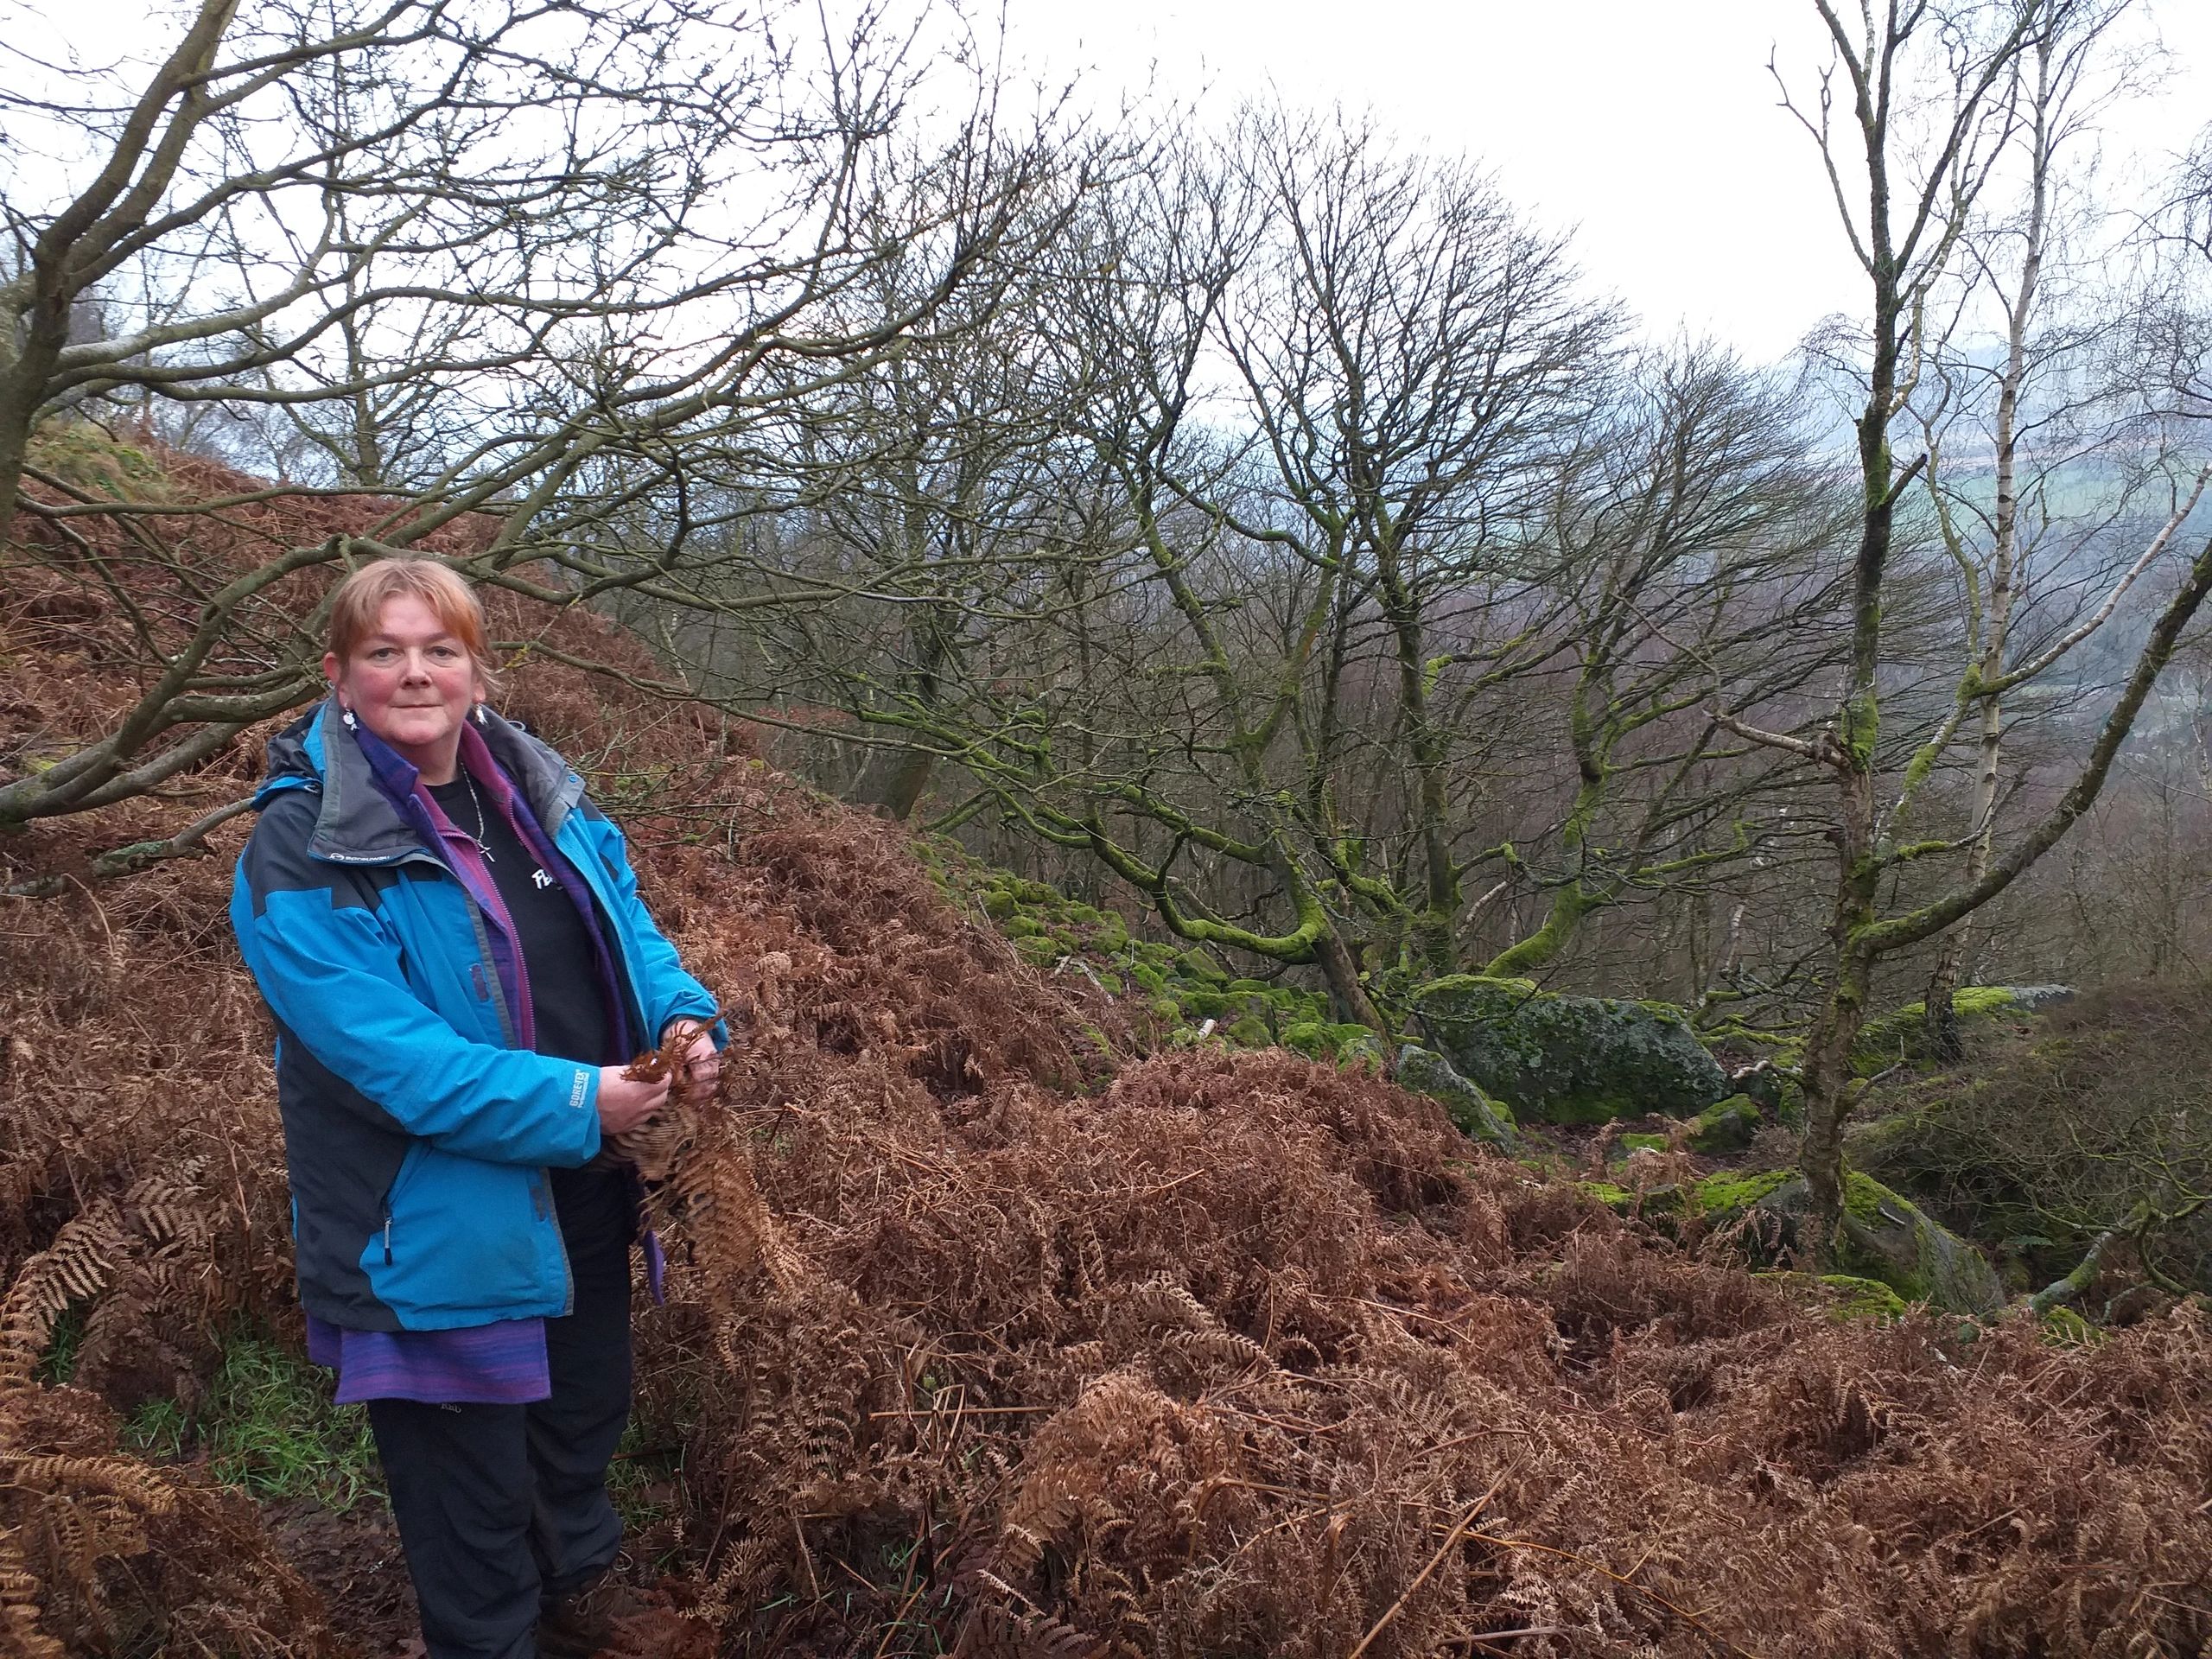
left=596, top=1067, right=670, bottom=1137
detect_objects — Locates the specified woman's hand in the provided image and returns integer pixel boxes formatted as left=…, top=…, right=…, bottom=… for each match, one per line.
left=663, top=1020, right=721, bottom=1103
left=596, top=1067, right=670, bottom=1136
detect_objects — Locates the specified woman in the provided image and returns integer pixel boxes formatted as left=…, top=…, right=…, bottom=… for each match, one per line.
left=230, top=556, right=720, bottom=1659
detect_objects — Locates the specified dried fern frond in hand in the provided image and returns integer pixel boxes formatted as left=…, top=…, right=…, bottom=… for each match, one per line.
left=608, top=1012, right=723, bottom=1177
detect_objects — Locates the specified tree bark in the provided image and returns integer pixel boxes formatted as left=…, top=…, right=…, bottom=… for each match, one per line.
left=850, top=744, right=937, bottom=822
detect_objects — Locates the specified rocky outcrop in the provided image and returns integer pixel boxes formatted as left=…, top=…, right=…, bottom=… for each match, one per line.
left=1690, top=1167, right=2004, bottom=1317
left=1850, top=985, right=2074, bottom=1074
left=1409, top=976, right=1728, bottom=1123
left=1687, top=1093, right=1764, bottom=1154
left=1395, top=1045, right=1518, bottom=1149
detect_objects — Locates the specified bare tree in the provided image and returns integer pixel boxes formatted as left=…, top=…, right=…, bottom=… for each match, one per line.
left=1, top=0, right=1057, bottom=842
left=677, top=117, right=1861, bottom=1035
left=1898, top=0, right=2180, bottom=1059
left=1475, top=346, right=1853, bottom=980
left=1747, top=0, right=2212, bottom=1257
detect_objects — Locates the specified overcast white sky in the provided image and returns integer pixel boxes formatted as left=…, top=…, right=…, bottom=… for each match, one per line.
left=1004, top=0, right=2212, bottom=365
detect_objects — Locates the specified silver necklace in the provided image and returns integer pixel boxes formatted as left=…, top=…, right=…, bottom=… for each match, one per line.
left=451, top=771, right=495, bottom=863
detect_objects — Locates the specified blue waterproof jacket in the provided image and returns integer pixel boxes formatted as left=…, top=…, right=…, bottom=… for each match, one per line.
left=229, top=698, right=717, bottom=1332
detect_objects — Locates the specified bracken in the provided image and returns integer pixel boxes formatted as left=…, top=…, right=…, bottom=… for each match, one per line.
left=3, top=439, right=2209, bottom=1657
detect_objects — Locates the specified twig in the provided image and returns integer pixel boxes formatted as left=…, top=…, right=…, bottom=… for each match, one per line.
left=867, top=1405, right=1055, bottom=1420
left=791, top=1510, right=821, bottom=1600
left=1347, top=1476, right=1504, bottom=1659
left=1452, top=1631, right=1574, bottom=1653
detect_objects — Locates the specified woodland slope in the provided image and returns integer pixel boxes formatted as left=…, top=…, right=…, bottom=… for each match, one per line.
left=2, top=446, right=2209, bottom=1657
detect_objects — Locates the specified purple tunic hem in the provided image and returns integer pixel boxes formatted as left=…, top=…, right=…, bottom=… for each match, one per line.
left=306, top=1313, right=551, bottom=1406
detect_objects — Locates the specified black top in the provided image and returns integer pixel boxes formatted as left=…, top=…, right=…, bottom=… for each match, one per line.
left=427, top=773, right=631, bottom=1245
left=429, top=774, right=611, bottom=1069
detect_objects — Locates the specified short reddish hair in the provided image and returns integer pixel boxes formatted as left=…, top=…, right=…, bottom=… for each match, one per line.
left=325, top=556, right=500, bottom=689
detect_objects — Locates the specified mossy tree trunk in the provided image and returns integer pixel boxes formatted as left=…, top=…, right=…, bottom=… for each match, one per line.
left=0, top=289, right=73, bottom=556
left=1777, top=0, right=2212, bottom=1264
left=1765, top=0, right=2040, bottom=1262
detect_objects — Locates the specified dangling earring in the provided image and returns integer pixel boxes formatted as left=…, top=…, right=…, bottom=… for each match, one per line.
left=341, top=708, right=358, bottom=731
left=475, top=703, right=489, bottom=725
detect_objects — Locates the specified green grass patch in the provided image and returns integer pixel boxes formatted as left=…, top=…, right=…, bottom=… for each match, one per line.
left=122, top=1332, right=383, bottom=1510
left=35, top=1305, right=87, bottom=1385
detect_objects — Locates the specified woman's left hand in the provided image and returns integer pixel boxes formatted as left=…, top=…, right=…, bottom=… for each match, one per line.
left=663, top=1020, right=721, bottom=1103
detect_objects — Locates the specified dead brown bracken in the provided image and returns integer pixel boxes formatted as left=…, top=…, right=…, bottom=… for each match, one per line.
left=3, top=440, right=2209, bottom=1657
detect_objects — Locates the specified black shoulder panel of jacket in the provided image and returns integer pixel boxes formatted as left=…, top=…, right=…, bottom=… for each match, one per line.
left=240, top=789, right=434, bottom=919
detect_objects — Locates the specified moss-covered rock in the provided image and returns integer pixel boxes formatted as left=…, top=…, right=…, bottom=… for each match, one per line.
left=1395, top=1045, right=1518, bottom=1150
left=1616, top=1132, right=1670, bottom=1156
left=1838, top=1171, right=2004, bottom=1313
left=1690, top=1166, right=1797, bottom=1216
left=1409, top=976, right=1729, bottom=1124
left=1850, top=986, right=2070, bottom=1075
left=1818, top=1273, right=1910, bottom=1322
left=1758, top=1271, right=1909, bottom=1323
left=949, top=857, right=1382, bottom=1064
left=2039, top=1306, right=2100, bottom=1346
left=1574, top=1179, right=1636, bottom=1211
left=1732, top=1065, right=1788, bottom=1116
left=1177, top=950, right=1229, bottom=984
left=1688, top=1093, right=1763, bottom=1154
left=1336, top=1031, right=1387, bottom=1071
left=1692, top=1167, right=2002, bottom=1317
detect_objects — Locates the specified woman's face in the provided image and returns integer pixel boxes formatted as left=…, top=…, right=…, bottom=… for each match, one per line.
left=324, top=594, right=486, bottom=782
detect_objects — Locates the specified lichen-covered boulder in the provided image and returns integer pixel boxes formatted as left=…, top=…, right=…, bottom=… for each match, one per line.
left=1688, top=1093, right=1764, bottom=1154
left=1177, top=950, right=1229, bottom=984
left=1409, top=976, right=1728, bottom=1123
left=1395, top=1045, right=1517, bottom=1149
left=1850, top=985, right=2073, bottom=1074
left=1692, top=1167, right=2003, bottom=1317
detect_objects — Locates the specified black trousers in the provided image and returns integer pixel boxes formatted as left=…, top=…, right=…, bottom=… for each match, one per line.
left=367, top=1169, right=633, bottom=1659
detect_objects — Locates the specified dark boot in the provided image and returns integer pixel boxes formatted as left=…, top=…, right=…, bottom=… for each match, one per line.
left=537, top=1574, right=656, bottom=1659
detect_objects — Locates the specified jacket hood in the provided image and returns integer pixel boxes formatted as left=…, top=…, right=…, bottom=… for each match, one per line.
left=254, top=696, right=584, bottom=866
